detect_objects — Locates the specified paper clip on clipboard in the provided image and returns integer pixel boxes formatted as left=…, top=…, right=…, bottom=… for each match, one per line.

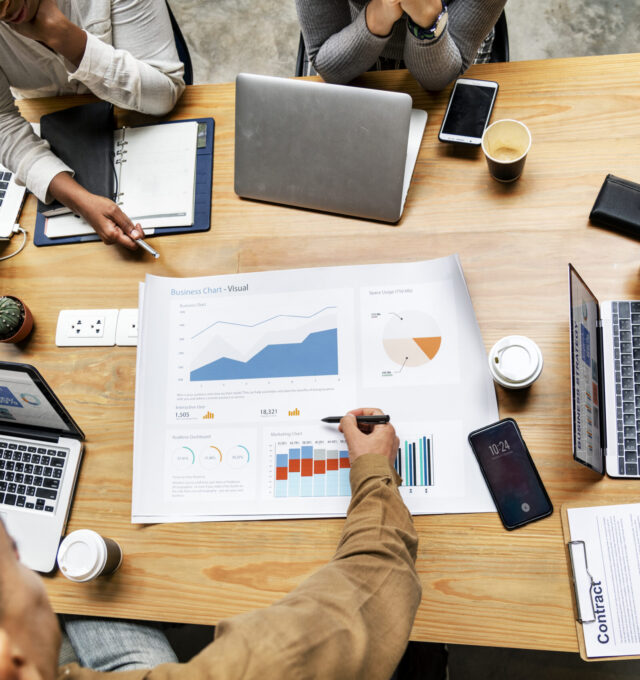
left=568, top=540, right=597, bottom=624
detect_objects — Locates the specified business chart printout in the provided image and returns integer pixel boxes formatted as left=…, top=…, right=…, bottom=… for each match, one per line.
left=132, top=255, right=498, bottom=522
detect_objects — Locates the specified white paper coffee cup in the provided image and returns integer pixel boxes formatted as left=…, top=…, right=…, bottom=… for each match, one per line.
left=489, top=335, right=543, bottom=389
left=57, top=530, right=123, bottom=582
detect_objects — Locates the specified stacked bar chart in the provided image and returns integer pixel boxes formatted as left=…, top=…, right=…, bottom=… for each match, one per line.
left=394, top=435, right=434, bottom=487
left=275, top=445, right=350, bottom=497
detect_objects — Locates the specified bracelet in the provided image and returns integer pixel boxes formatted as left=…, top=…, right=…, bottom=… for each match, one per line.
left=407, top=3, right=448, bottom=41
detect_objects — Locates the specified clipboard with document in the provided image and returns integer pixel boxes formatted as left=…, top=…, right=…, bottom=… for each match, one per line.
left=561, top=501, right=640, bottom=661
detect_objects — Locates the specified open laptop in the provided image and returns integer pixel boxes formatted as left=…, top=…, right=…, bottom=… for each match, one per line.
left=569, top=264, right=640, bottom=478
left=0, top=362, right=84, bottom=572
left=234, top=73, right=427, bottom=223
left=0, top=163, right=28, bottom=240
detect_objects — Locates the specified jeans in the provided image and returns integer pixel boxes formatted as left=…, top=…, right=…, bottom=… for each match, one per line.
left=59, top=616, right=178, bottom=671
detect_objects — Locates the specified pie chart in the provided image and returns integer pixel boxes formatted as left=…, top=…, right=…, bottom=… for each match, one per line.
left=383, top=311, right=442, bottom=367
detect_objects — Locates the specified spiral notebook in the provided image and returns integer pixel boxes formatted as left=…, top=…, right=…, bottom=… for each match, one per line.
left=43, top=120, right=199, bottom=238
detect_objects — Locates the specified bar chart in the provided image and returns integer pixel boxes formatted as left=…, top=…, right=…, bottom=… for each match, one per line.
left=274, top=444, right=351, bottom=498
left=394, top=435, right=434, bottom=487
left=273, top=433, right=434, bottom=497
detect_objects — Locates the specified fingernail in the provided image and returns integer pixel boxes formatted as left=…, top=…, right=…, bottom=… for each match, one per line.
left=131, top=229, right=140, bottom=239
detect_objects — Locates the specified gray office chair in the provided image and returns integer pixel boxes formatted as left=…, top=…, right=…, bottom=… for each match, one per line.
left=165, top=0, right=194, bottom=86
left=295, top=10, right=509, bottom=77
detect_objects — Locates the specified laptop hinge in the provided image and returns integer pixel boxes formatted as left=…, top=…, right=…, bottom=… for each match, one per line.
left=596, top=320, right=607, bottom=462
left=0, top=427, right=69, bottom=444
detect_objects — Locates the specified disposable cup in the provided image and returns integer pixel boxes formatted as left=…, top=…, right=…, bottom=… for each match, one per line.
left=57, top=529, right=122, bottom=582
left=481, top=119, right=531, bottom=182
left=488, top=335, right=543, bottom=389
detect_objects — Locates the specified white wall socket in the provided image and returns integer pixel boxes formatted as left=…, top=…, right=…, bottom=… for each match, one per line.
left=115, top=309, right=139, bottom=346
left=56, top=309, right=119, bottom=347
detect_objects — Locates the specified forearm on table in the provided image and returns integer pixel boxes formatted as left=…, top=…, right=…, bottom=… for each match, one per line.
left=296, top=0, right=391, bottom=83
left=0, top=84, right=71, bottom=203
left=47, top=172, right=92, bottom=214
left=404, top=0, right=507, bottom=91
left=193, top=454, right=421, bottom=680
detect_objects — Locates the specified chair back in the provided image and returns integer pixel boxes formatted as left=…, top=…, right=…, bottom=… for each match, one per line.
left=489, top=10, right=509, bottom=63
left=166, top=0, right=194, bottom=85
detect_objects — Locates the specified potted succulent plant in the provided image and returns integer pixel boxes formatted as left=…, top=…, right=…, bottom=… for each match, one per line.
left=0, top=295, right=33, bottom=343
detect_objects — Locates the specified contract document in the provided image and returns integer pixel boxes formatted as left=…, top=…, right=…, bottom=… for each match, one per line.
left=566, top=503, right=640, bottom=660
left=132, top=255, right=498, bottom=523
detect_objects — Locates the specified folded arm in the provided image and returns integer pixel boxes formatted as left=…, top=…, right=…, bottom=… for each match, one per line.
left=403, top=0, right=507, bottom=91
left=71, top=0, right=185, bottom=115
left=296, top=0, right=394, bottom=84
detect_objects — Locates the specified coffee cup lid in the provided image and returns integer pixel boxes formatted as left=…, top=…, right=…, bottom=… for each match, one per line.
left=489, top=335, right=543, bottom=388
left=57, top=530, right=107, bottom=582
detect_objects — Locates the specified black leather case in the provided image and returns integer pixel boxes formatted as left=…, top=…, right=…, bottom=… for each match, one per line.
left=589, top=174, right=640, bottom=239
left=38, top=101, right=115, bottom=216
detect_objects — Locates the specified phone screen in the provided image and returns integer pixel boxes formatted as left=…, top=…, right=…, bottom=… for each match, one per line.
left=468, top=419, right=552, bottom=529
left=441, top=83, right=497, bottom=139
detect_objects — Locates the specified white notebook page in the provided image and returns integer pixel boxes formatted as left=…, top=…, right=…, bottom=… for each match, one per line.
left=45, top=120, right=198, bottom=238
left=117, top=121, right=198, bottom=229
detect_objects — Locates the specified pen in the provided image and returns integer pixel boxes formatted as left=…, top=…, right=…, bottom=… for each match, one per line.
left=321, top=415, right=391, bottom=424
left=136, top=238, right=160, bottom=259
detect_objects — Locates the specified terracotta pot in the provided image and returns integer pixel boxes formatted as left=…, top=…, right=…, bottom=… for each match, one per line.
left=0, top=297, right=34, bottom=343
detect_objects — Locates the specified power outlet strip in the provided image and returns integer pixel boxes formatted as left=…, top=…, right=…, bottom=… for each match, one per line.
left=55, top=309, right=119, bottom=347
left=56, top=309, right=140, bottom=347
left=115, top=309, right=139, bottom=346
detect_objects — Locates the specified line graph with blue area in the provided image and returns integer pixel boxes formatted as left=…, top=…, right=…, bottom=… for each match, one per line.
left=191, top=328, right=339, bottom=381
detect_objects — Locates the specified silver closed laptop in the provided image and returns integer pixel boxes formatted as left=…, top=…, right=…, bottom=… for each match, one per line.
left=234, top=73, right=427, bottom=223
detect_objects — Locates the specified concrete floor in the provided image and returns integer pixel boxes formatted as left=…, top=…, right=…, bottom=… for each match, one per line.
left=162, top=1, right=640, bottom=677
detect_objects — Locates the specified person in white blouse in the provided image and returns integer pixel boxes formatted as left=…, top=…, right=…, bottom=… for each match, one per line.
left=0, top=0, right=185, bottom=249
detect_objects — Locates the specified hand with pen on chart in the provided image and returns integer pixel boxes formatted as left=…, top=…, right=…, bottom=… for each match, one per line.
left=337, top=408, right=399, bottom=467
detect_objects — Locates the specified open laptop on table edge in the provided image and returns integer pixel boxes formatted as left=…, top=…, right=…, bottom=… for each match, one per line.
left=0, top=361, right=84, bottom=572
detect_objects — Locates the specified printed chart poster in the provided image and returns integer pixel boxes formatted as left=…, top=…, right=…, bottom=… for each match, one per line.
left=132, top=255, right=498, bottom=522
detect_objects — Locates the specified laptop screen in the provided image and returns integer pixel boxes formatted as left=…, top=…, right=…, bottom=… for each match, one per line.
left=568, top=265, right=604, bottom=474
left=0, top=363, right=83, bottom=439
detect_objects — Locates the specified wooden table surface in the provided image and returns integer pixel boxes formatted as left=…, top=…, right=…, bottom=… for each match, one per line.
left=2, top=53, right=640, bottom=652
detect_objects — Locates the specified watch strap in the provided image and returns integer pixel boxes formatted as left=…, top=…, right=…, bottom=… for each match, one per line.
left=407, top=3, right=448, bottom=41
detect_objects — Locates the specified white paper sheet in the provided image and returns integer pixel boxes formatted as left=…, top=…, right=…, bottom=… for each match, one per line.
left=132, top=255, right=498, bottom=523
left=567, top=503, right=640, bottom=658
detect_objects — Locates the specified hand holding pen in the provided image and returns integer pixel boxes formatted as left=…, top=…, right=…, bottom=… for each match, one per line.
left=333, top=408, right=398, bottom=465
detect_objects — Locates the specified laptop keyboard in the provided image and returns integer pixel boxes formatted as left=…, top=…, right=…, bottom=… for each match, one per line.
left=0, top=170, right=12, bottom=206
left=0, top=438, right=67, bottom=513
left=612, top=301, right=640, bottom=476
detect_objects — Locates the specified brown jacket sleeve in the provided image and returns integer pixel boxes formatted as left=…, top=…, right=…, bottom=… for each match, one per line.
left=60, top=454, right=421, bottom=680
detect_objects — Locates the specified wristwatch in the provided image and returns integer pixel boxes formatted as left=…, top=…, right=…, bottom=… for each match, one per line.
left=407, top=2, right=448, bottom=41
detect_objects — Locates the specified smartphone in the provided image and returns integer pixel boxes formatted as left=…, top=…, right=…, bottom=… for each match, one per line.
left=468, top=418, right=553, bottom=530
left=438, top=78, right=499, bottom=145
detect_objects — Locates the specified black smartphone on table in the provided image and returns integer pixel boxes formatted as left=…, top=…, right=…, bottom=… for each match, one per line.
left=468, top=418, right=553, bottom=530
left=438, top=77, right=499, bottom=145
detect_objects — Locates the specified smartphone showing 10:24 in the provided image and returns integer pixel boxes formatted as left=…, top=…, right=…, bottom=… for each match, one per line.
left=468, top=418, right=553, bottom=530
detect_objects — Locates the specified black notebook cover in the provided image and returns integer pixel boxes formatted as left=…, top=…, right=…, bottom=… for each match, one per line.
left=37, top=101, right=115, bottom=216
